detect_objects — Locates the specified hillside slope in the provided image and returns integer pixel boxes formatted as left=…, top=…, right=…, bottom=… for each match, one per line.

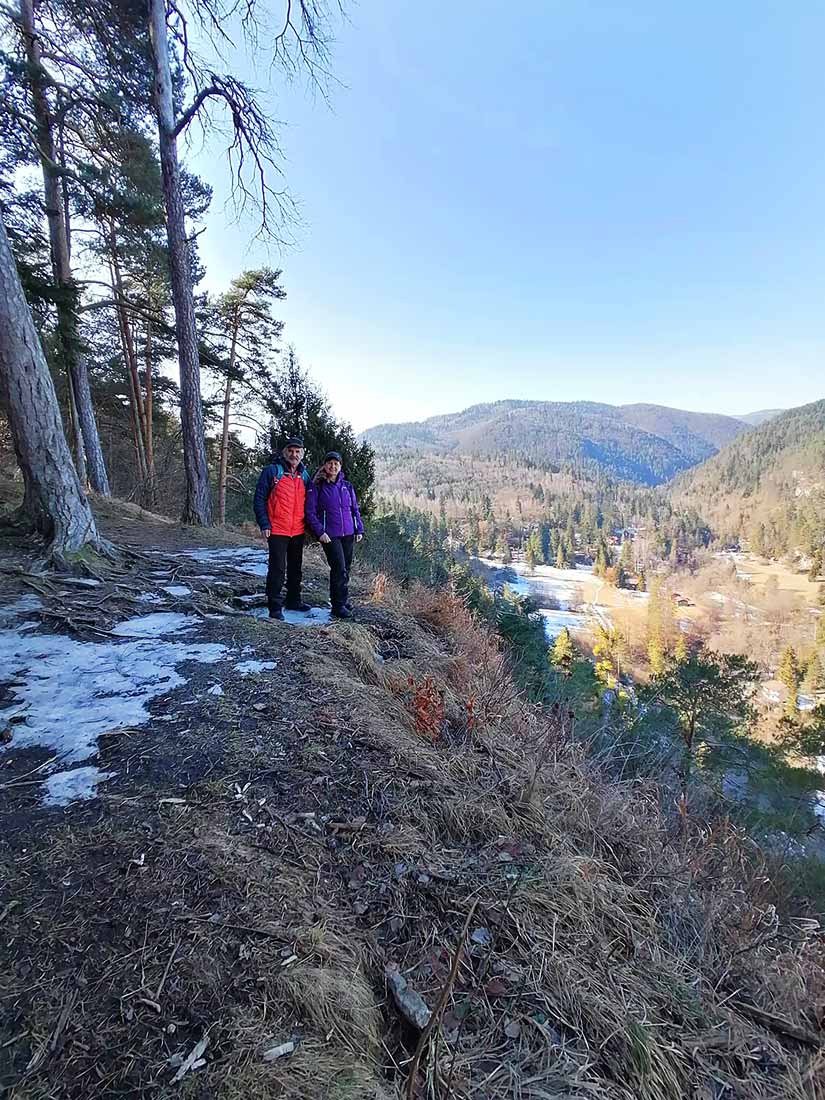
left=1, top=497, right=822, bottom=1098
left=671, top=398, right=825, bottom=549
left=364, top=400, right=747, bottom=486
left=740, top=409, right=785, bottom=427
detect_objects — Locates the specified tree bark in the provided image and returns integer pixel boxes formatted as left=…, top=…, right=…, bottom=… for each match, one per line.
left=111, top=262, right=149, bottom=487
left=108, top=229, right=152, bottom=498
left=19, top=0, right=111, bottom=497
left=217, top=307, right=240, bottom=525
left=148, top=0, right=212, bottom=525
left=66, top=368, right=87, bottom=485
left=0, top=212, right=103, bottom=557
left=143, top=319, right=156, bottom=507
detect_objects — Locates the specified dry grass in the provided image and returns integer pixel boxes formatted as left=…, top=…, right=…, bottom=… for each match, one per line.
left=2, top=559, right=825, bottom=1099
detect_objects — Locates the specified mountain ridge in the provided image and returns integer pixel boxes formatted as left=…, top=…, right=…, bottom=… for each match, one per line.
left=363, top=399, right=748, bottom=486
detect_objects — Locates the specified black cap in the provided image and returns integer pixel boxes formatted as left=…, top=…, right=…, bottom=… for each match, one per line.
left=284, top=436, right=304, bottom=449
left=324, top=450, right=343, bottom=463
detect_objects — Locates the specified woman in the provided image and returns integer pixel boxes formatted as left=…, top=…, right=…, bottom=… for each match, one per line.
left=305, top=450, right=364, bottom=619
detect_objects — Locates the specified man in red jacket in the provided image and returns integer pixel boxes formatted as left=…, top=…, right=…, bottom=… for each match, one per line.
left=253, top=437, right=312, bottom=620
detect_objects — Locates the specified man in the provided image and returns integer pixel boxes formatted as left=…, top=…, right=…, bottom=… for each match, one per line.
left=253, top=437, right=312, bottom=620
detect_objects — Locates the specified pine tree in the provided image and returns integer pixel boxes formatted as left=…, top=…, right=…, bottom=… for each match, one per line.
left=648, top=637, right=667, bottom=677
left=810, top=549, right=824, bottom=582
left=12, top=0, right=112, bottom=495
left=644, top=646, right=758, bottom=800
left=593, top=625, right=622, bottom=687
left=525, top=530, right=541, bottom=571
left=551, top=627, right=575, bottom=675
left=778, top=646, right=801, bottom=717
left=555, top=541, right=566, bottom=570
left=539, top=522, right=552, bottom=563
left=619, top=536, right=634, bottom=571
left=0, top=212, right=106, bottom=559
left=802, top=650, right=823, bottom=695
left=209, top=269, right=285, bottom=524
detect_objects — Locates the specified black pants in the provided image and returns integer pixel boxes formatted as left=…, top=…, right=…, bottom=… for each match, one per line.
left=267, top=534, right=304, bottom=612
left=321, top=535, right=354, bottom=612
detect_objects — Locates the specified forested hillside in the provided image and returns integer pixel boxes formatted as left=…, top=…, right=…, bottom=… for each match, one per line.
left=740, top=409, right=785, bottom=427
left=672, top=398, right=825, bottom=555
left=364, top=399, right=747, bottom=487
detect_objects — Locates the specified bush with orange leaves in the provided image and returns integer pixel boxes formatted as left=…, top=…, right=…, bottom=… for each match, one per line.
left=405, top=673, right=445, bottom=742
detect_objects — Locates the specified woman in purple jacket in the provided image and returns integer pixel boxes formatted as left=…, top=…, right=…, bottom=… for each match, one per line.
left=305, top=451, right=364, bottom=619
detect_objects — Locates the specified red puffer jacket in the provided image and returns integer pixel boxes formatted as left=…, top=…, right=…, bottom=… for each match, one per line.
left=267, top=470, right=307, bottom=536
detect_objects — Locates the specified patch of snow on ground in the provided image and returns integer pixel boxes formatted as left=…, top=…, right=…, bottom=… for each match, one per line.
left=163, top=585, right=192, bottom=597
left=536, top=608, right=587, bottom=640
left=475, top=558, right=585, bottom=610
left=235, top=659, right=277, bottom=675
left=112, top=613, right=199, bottom=637
left=249, top=606, right=333, bottom=627
left=0, top=594, right=42, bottom=621
left=43, top=766, right=116, bottom=807
left=182, top=547, right=268, bottom=577
left=0, top=626, right=226, bottom=803
left=136, top=592, right=165, bottom=604
left=501, top=578, right=531, bottom=597
left=207, top=683, right=224, bottom=696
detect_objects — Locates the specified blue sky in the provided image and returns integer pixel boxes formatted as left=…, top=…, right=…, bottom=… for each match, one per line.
left=192, top=0, right=825, bottom=432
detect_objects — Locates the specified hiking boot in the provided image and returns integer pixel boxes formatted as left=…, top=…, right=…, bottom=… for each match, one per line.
left=268, top=607, right=285, bottom=621
left=284, top=599, right=312, bottom=613
left=331, top=606, right=353, bottom=620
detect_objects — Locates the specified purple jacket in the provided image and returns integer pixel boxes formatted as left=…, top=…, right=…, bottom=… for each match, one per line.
left=305, top=473, right=364, bottom=539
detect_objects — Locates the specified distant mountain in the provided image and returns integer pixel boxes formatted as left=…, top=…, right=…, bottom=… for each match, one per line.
left=671, top=399, right=825, bottom=550
left=739, top=409, right=785, bottom=427
left=363, top=400, right=748, bottom=487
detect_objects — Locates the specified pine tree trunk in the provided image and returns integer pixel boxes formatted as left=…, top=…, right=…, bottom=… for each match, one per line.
left=112, top=266, right=149, bottom=489
left=108, top=234, right=150, bottom=495
left=148, top=0, right=212, bottom=525
left=0, top=213, right=102, bottom=556
left=19, top=0, right=110, bottom=498
left=66, top=369, right=87, bottom=485
left=217, top=309, right=240, bottom=526
left=144, top=320, right=156, bottom=507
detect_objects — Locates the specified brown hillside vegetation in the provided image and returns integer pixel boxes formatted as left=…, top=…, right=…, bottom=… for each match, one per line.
left=1, top=503, right=824, bottom=1099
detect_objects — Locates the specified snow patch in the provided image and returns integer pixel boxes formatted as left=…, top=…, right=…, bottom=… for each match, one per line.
left=537, top=608, right=587, bottom=640
left=0, top=627, right=226, bottom=804
left=249, top=606, right=333, bottom=627
left=235, top=659, right=277, bottom=675
left=207, top=683, right=224, bottom=696
left=136, top=592, right=165, bottom=605
left=112, top=613, right=199, bottom=637
left=163, top=585, right=192, bottom=598
left=44, top=766, right=115, bottom=807
left=0, top=595, right=42, bottom=622
left=182, top=547, right=268, bottom=577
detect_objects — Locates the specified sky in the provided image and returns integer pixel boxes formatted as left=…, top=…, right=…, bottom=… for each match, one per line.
left=189, top=0, right=825, bottom=432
